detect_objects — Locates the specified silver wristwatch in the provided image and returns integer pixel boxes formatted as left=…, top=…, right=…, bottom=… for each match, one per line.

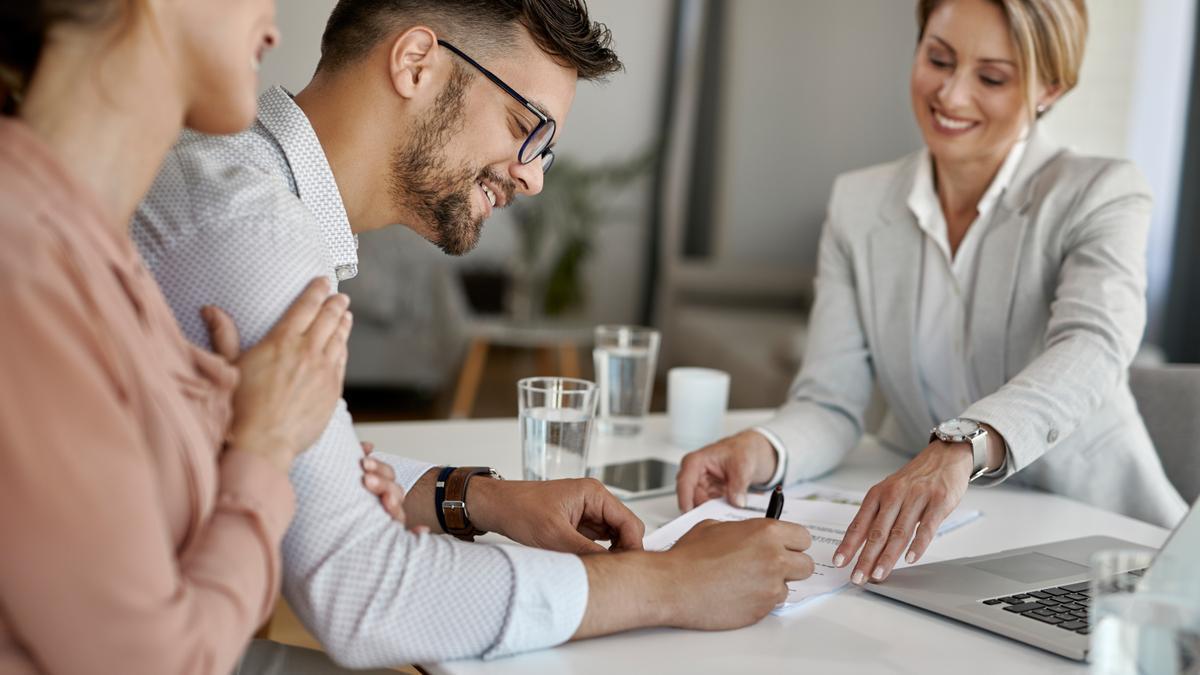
left=930, top=418, right=991, bottom=482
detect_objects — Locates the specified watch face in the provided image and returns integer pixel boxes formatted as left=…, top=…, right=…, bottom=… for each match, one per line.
left=939, top=418, right=980, bottom=437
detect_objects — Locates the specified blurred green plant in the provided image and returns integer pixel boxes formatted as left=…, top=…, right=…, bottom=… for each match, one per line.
left=508, top=149, right=655, bottom=318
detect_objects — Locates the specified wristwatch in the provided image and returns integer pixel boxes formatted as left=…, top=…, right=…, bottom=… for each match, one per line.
left=434, top=466, right=501, bottom=541
left=930, top=418, right=992, bottom=482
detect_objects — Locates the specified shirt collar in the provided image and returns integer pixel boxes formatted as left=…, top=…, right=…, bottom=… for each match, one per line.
left=907, top=134, right=1030, bottom=236
left=256, top=85, right=358, bottom=281
left=977, top=135, right=1028, bottom=216
left=907, top=149, right=941, bottom=237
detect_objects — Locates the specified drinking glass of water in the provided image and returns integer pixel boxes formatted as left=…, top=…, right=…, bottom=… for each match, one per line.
left=1090, top=549, right=1200, bottom=674
left=518, top=377, right=598, bottom=481
left=592, top=325, right=660, bottom=436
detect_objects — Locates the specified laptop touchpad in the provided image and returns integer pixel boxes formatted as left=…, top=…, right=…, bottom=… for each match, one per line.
left=968, top=552, right=1089, bottom=583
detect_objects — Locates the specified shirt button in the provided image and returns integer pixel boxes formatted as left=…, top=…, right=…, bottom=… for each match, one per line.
left=1047, top=428, right=1059, bottom=444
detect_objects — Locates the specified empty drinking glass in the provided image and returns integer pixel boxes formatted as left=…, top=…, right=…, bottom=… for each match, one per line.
left=592, top=325, right=660, bottom=436
left=1090, top=549, right=1200, bottom=674
left=518, top=377, right=598, bottom=481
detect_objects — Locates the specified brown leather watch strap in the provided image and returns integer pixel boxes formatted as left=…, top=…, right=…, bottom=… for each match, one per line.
left=441, top=466, right=495, bottom=541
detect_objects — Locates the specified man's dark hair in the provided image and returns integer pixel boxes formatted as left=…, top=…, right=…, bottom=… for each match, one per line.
left=316, top=0, right=622, bottom=81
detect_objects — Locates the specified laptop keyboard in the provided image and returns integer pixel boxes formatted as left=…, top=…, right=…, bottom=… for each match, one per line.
left=980, top=568, right=1146, bottom=636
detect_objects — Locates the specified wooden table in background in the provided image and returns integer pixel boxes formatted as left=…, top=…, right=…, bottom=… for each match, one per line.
left=449, top=318, right=592, bottom=418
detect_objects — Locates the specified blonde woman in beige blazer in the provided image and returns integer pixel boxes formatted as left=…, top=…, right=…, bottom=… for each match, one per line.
left=678, top=0, right=1186, bottom=588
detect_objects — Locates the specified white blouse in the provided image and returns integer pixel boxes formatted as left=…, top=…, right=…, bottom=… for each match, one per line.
left=909, top=138, right=1028, bottom=426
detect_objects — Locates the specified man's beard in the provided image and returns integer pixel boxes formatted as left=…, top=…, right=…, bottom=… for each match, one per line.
left=389, top=67, right=504, bottom=256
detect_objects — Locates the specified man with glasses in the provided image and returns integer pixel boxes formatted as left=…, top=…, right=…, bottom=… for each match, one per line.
left=438, top=39, right=558, bottom=173
left=132, top=0, right=814, bottom=669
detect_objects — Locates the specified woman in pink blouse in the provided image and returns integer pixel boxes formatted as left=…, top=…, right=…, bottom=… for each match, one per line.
left=0, top=1, right=355, bottom=672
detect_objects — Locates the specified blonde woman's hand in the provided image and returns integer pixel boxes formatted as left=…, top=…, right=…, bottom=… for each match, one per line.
left=675, top=430, right=779, bottom=512
left=202, top=277, right=352, bottom=473
left=833, top=441, right=971, bottom=585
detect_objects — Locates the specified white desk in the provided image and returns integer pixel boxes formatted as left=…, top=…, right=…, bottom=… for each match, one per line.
left=355, top=410, right=1169, bottom=675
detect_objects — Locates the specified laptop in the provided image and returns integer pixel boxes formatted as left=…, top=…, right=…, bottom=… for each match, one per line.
left=864, top=498, right=1200, bottom=661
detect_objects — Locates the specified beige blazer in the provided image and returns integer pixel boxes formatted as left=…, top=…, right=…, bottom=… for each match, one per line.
left=760, top=128, right=1187, bottom=527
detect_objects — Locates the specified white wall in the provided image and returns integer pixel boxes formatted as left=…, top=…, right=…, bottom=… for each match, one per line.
left=556, top=0, right=673, bottom=324
left=710, top=1, right=923, bottom=274
left=1127, top=0, right=1196, bottom=343
left=1039, top=1, right=1142, bottom=158
left=1040, top=0, right=1196, bottom=345
left=258, top=0, right=335, bottom=93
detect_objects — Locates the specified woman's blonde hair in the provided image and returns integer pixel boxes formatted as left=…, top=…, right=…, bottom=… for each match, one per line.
left=917, top=0, right=1088, bottom=118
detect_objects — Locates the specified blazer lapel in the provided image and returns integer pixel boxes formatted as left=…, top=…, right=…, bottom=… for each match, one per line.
left=968, top=203, right=1024, bottom=394
left=869, top=156, right=930, bottom=430
left=968, top=129, right=1064, bottom=394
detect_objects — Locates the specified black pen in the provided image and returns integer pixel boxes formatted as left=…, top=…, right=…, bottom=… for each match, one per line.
left=765, top=485, right=784, bottom=520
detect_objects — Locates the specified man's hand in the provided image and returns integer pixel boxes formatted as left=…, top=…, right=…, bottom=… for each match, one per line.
left=662, top=519, right=814, bottom=629
left=676, top=429, right=779, bottom=511
left=833, top=441, right=971, bottom=585
left=571, top=518, right=814, bottom=639
left=469, top=477, right=646, bottom=555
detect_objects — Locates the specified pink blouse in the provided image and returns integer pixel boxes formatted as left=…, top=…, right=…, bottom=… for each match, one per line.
left=0, top=118, right=294, bottom=673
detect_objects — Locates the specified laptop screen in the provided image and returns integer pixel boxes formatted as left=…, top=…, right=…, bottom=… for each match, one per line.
left=1142, top=497, right=1200, bottom=597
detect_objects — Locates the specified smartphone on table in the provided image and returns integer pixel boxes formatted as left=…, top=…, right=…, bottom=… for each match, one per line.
left=589, top=458, right=678, bottom=500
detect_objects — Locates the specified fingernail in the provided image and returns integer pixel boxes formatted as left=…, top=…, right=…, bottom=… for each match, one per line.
left=833, top=553, right=845, bottom=568
left=905, top=551, right=916, bottom=564
left=732, top=493, right=746, bottom=508
left=852, top=570, right=865, bottom=585
left=362, top=458, right=376, bottom=470
left=364, top=475, right=379, bottom=488
left=872, top=566, right=885, bottom=581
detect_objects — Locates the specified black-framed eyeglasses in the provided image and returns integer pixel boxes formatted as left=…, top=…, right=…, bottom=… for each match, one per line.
left=437, top=39, right=556, bottom=173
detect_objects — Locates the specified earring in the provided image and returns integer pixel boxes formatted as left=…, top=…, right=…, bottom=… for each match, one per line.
left=1036, top=103, right=1048, bottom=114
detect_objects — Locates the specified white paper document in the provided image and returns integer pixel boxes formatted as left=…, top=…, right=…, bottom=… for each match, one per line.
left=644, top=483, right=981, bottom=615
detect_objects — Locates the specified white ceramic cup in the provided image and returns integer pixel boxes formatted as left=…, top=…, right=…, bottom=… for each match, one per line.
left=667, top=367, right=731, bottom=450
